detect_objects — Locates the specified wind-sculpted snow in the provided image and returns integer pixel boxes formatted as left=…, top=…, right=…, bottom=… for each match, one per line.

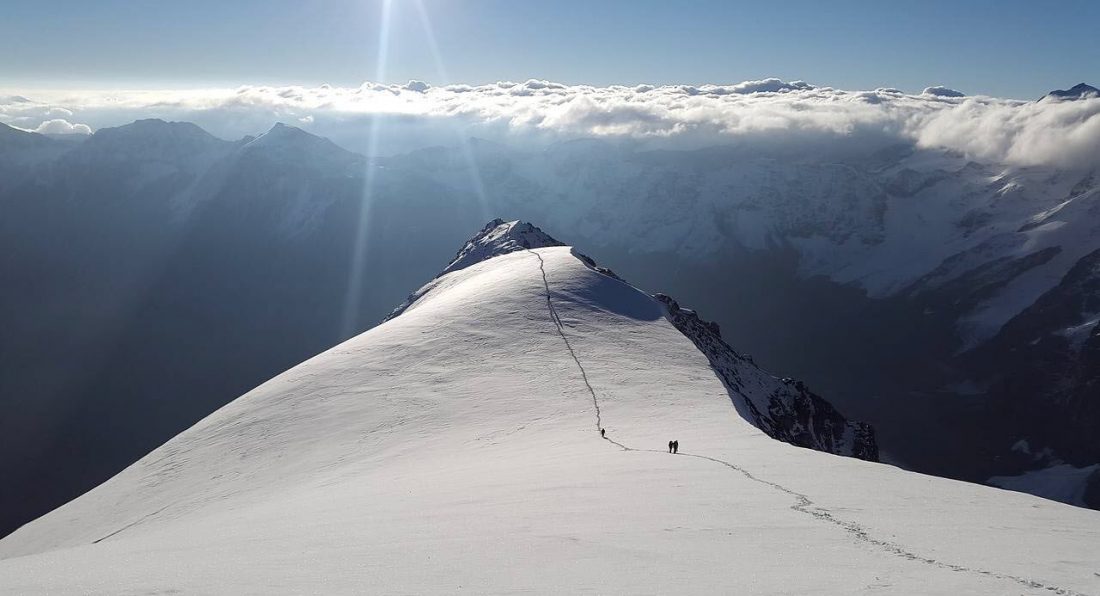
left=654, top=294, right=878, bottom=461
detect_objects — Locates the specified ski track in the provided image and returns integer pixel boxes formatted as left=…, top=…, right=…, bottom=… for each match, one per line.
left=528, top=249, right=1087, bottom=596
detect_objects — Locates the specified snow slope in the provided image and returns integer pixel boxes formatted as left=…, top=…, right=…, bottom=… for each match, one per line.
left=2, top=227, right=1099, bottom=594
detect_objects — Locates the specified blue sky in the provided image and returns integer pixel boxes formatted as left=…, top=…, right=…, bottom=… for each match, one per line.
left=2, top=0, right=1098, bottom=98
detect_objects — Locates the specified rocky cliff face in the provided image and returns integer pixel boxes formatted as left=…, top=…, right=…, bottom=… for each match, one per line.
left=655, top=294, right=878, bottom=461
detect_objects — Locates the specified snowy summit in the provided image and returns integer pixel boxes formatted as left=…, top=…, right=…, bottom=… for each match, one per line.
left=0, top=220, right=1097, bottom=594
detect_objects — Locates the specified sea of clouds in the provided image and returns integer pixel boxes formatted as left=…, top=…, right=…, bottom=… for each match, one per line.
left=2, top=78, right=1098, bottom=167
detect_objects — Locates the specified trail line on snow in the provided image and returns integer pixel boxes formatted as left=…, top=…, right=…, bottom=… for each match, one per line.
left=92, top=504, right=172, bottom=545
left=528, top=248, right=1087, bottom=596
left=677, top=451, right=1087, bottom=596
left=529, top=249, right=604, bottom=434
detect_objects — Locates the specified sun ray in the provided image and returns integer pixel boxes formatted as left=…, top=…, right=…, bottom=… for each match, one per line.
left=340, top=0, right=394, bottom=338
left=413, top=0, right=492, bottom=223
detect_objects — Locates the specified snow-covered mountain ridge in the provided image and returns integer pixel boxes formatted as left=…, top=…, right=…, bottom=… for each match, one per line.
left=390, top=219, right=877, bottom=459
left=2, top=222, right=1097, bottom=594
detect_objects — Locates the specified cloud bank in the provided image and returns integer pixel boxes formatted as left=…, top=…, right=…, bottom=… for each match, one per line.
left=2, top=78, right=1098, bottom=167
left=30, top=118, right=93, bottom=135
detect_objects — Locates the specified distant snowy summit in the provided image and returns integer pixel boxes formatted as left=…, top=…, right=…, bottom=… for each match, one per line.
left=391, top=218, right=877, bottom=460
left=1043, top=83, right=1100, bottom=101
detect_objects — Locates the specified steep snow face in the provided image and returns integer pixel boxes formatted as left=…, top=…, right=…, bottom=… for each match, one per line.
left=2, top=237, right=1098, bottom=594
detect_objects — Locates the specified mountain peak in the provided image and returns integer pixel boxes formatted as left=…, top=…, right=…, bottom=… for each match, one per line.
left=241, top=122, right=359, bottom=166
left=267, top=121, right=301, bottom=135
left=388, top=217, right=874, bottom=462
left=384, top=220, right=565, bottom=322
left=109, top=118, right=212, bottom=137
left=247, top=122, right=314, bottom=145
left=441, top=219, right=565, bottom=275
left=88, top=119, right=219, bottom=146
left=72, top=119, right=226, bottom=161
left=1044, top=83, right=1099, bottom=101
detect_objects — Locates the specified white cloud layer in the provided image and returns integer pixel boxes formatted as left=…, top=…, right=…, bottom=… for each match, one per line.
left=30, top=118, right=92, bottom=135
left=2, top=79, right=1098, bottom=166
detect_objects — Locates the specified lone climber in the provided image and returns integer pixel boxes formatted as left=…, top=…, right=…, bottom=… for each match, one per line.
left=600, top=428, right=606, bottom=438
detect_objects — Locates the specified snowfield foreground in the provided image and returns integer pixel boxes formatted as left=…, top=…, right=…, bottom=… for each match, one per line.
left=2, top=224, right=1099, bottom=594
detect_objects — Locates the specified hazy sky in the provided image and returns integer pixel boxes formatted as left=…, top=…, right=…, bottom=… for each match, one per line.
left=2, top=0, right=1097, bottom=98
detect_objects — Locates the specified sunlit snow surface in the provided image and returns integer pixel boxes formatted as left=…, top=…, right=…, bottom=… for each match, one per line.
left=2, top=247, right=1098, bottom=594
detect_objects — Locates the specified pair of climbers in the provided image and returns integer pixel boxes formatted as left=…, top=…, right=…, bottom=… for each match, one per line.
left=599, top=429, right=678, bottom=454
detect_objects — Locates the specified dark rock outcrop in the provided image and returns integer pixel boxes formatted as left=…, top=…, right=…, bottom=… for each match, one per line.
left=656, top=293, right=878, bottom=461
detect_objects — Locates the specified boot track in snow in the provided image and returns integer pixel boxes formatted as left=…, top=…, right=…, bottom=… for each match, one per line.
left=81, top=248, right=1090, bottom=595
left=527, top=248, right=1085, bottom=596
